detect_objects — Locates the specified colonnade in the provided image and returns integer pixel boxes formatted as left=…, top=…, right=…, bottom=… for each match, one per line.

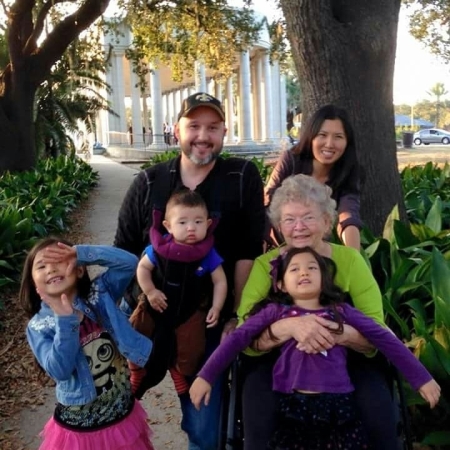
left=98, top=25, right=288, bottom=150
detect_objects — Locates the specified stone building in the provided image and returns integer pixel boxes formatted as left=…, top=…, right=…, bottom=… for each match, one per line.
left=96, top=15, right=287, bottom=156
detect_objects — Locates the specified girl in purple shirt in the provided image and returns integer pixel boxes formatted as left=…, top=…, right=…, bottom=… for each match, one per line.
left=190, top=247, right=440, bottom=450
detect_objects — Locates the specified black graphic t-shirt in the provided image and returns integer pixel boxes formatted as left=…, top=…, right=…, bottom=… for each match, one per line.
left=54, top=316, right=134, bottom=430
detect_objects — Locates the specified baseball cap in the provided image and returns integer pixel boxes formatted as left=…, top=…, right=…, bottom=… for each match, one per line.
left=177, top=92, right=225, bottom=122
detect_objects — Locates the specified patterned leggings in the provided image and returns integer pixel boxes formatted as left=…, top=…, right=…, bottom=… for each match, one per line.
left=267, top=392, right=371, bottom=450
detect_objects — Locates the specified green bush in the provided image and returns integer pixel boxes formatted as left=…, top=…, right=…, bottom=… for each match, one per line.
left=139, top=150, right=273, bottom=183
left=362, top=206, right=450, bottom=446
left=0, top=155, right=98, bottom=288
left=401, top=162, right=450, bottom=229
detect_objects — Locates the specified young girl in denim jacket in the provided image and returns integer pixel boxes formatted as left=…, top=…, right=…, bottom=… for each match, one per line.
left=20, top=237, right=154, bottom=450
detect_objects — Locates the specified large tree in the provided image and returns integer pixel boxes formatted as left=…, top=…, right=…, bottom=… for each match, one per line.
left=0, top=0, right=110, bottom=173
left=278, top=0, right=404, bottom=234
left=0, top=0, right=263, bottom=173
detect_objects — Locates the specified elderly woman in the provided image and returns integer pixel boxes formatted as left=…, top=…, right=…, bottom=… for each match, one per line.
left=237, top=174, right=399, bottom=450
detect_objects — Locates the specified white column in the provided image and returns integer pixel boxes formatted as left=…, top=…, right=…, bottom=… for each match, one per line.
left=171, top=91, right=177, bottom=125
left=181, top=87, right=190, bottom=107
left=252, top=54, right=263, bottom=142
left=150, top=67, right=165, bottom=148
left=208, top=78, right=215, bottom=96
left=195, top=61, right=207, bottom=92
left=142, top=93, right=149, bottom=145
left=225, top=76, right=234, bottom=144
left=280, top=74, right=287, bottom=142
left=164, top=92, right=171, bottom=125
left=130, top=66, right=143, bottom=146
left=262, top=52, right=273, bottom=143
left=175, top=90, right=182, bottom=121
left=214, top=80, right=222, bottom=101
left=271, top=60, right=281, bottom=145
left=104, top=52, right=114, bottom=145
left=112, top=48, right=127, bottom=135
left=238, top=50, right=253, bottom=144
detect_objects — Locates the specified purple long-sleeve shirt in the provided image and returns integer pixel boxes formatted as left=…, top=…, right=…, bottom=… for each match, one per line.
left=198, top=303, right=431, bottom=394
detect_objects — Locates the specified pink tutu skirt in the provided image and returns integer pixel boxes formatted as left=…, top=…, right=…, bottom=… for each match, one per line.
left=38, top=400, right=154, bottom=450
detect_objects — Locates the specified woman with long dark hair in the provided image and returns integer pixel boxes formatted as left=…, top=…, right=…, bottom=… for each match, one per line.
left=266, top=104, right=362, bottom=249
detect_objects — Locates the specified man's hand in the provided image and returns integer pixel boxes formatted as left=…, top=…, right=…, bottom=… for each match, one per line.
left=146, top=289, right=168, bottom=313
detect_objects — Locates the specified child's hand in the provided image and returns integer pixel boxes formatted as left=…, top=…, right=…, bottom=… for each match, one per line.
left=419, top=379, right=441, bottom=408
left=39, top=292, right=74, bottom=316
left=43, top=242, right=77, bottom=275
left=189, top=377, right=212, bottom=410
left=206, top=307, right=221, bottom=328
left=146, top=289, right=168, bottom=313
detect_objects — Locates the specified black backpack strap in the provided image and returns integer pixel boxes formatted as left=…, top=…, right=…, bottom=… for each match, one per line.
left=141, top=157, right=179, bottom=238
left=222, top=157, right=248, bottom=209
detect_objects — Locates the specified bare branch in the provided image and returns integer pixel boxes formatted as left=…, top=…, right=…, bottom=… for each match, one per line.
left=31, top=0, right=110, bottom=86
left=23, top=0, right=68, bottom=55
left=0, top=0, right=8, bottom=19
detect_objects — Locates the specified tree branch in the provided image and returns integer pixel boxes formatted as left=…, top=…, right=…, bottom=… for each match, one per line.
left=8, top=0, right=35, bottom=66
left=23, top=0, right=68, bottom=56
left=31, top=0, right=110, bottom=86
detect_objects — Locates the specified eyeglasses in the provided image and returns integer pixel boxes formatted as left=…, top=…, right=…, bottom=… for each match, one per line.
left=280, top=215, right=317, bottom=228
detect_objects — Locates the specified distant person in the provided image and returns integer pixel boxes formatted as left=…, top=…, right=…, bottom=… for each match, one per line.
left=191, top=246, right=441, bottom=449
left=128, top=125, right=134, bottom=145
left=164, top=122, right=171, bottom=145
left=19, top=238, right=154, bottom=450
left=114, top=91, right=265, bottom=449
left=265, top=104, right=362, bottom=249
left=129, top=189, right=227, bottom=397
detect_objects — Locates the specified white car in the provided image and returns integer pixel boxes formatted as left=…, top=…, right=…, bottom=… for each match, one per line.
left=413, top=128, right=450, bottom=145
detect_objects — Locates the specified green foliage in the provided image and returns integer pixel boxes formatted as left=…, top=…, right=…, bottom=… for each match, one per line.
left=405, top=0, right=450, bottom=63
left=140, top=149, right=181, bottom=169
left=401, top=162, right=450, bottom=229
left=115, top=0, right=263, bottom=84
left=139, top=150, right=273, bottom=182
left=362, top=202, right=450, bottom=444
left=34, top=34, right=114, bottom=159
left=0, top=155, right=98, bottom=288
left=0, top=32, right=8, bottom=71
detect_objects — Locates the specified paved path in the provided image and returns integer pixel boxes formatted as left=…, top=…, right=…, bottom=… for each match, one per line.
left=18, top=155, right=187, bottom=449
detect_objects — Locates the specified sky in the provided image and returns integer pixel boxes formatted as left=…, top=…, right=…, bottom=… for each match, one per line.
left=245, top=2, right=450, bottom=105
left=105, top=1, right=449, bottom=106
left=394, top=9, right=449, bottom=105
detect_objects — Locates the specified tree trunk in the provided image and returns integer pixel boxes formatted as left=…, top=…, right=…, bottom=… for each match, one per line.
left=0, top=0, right=110, bottom=173
left=279, top=0, right=404, bottom=235
left=0, top=65, right=37, bottom=172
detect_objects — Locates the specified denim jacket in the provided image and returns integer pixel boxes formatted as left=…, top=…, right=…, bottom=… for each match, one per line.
left=26, top=245, right=153, bottom=406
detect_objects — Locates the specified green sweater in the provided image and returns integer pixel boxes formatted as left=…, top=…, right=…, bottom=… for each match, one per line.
left=237, top=243, right=384, bottom=356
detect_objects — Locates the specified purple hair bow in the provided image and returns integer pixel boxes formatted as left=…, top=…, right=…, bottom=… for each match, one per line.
left=269, top=252, right=286, bottom=292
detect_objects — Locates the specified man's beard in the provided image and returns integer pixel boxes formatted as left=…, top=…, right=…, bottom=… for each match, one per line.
left=181, top=145, right=222, bottom=166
